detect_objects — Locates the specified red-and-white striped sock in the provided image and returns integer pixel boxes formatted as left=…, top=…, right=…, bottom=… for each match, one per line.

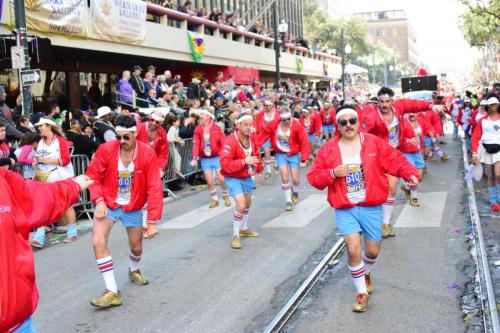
left=241, top=208, right=250, bottom=230
left=233, top=212, right=243, bottom=237
left=383, top=197, right=396, bottom=225
left=348, top=262, right=367, bottom=294
left=129, top=251, right=141, bottom=272
left=281, top=183, right=292, bottom=203
left=362, top=252, right=377, bottom=274
left=97, top=256, right=118, bottom=293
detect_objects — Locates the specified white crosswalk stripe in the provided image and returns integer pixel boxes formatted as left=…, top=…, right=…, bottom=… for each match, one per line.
left=159, top=204, right=232, bottom=229
left=263, top=194, right=330, bottom=228
left=394, top=191, right=448, bottom=228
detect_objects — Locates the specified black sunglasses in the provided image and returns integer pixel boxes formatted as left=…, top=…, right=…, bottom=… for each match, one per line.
left=280, top=117, right=291, bottom=122
left=338, top=118, right=357, bottom=127
left=149, top=119, right=161, bottom=124
left=116, top=134, right=131, bottom=141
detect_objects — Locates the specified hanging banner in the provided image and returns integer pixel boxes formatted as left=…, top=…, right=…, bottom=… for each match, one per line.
left=296, top=57, right=304, bottom=74
left=25, top=0, right=88, bottom=37
left=90, top=0, right=147, bottom=45
left=187, top=31, right=205, bottom=63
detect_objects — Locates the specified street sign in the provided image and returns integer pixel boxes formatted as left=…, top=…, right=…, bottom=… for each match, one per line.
left=20, top=69, right=41, bottom=86
left=11, top=46, right=24, bottom=69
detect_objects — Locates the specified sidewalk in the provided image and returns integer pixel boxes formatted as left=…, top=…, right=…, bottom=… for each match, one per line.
left=290, top=136, right=470, bottom=332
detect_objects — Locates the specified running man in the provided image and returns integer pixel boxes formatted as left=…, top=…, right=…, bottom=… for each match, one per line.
left=254, top=100, right=278, bottom=178
left=86, top=115, right=163, bottom=308
left=307, top=106, right=418, bottom=312
left=362, top=87, right=444, bottom=238
left=191, top=109, right=231, bottom=208
left=256, top=106, right=310, bottom=211
left=320, top=102, right=336, bottom=141
left=299, top=108, right=321, bottom=160
left=220, top=113, right=263, bottom=249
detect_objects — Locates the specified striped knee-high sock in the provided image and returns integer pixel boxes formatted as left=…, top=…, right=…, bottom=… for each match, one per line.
left=210, top=190, right=218, bottom=201
left=383, top=197, right=396, bottom=225
left=362, top=252, right=377, bottom=275
left=129, top=251, right=141, bottom=272
left=241, top=208, right=250, bottom=230
left=265, top=160, right=272, bottom=174
left=281, top=183, right=292, bottom=203
left=233, top=212, right=243, bottom=237
left=348, top=262, right=367, bottom=294
left=97, top=256, right=118, bottom=293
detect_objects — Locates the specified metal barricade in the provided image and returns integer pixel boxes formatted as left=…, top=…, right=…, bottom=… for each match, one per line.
left=162, top=138, right=201, bottom=196
left=71, top=154, right=94, bottom=221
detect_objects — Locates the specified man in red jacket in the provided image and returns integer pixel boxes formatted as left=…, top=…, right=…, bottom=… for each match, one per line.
left=254, top=100, right=278, bottom=178
left=0, top=169, right=93, bottom=332
left=362, top=87, right=444, bottom=238
left=220, top=113, right=263, bottom=249
left=256, top=106, right=310, bottom=211
left=307, top=105, right=419, bottom=313
left=320, top=102, right=336, bottom=141
left=299, top=108, right=322, bottom=159
left=86, top=115, right=163, bottom=309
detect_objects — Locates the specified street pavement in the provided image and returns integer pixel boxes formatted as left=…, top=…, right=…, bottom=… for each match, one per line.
left=289, top=134, right=471, bottom=332
left=32, top=133, right=472, bottom=333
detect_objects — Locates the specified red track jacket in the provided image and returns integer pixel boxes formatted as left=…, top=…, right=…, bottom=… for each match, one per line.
left=136, top=122, right=169, bottom=170
left=220, top=132, right=263, bottom=179
left=320, top=107, right=336, bottom=125
left=307, top=133, right=418, bottom=209
left=0, top=169, right=80, bottom=332
left=299, top=114, right=322, bottom=136
left=86, top=140, right=163, bottom=221
left=398, top=116, right=433, bottom=153
left=254, top=109, right=278, bottom=135
left=192, top=122, right=226, bottom=159
left=255, top=117, right=310, bottom=161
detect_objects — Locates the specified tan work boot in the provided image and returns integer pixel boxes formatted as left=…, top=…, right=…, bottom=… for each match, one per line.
left=209, top=199, right=219, bottom=208
left=365, top=274, right=374, bottom=294
left=90, top=290, right=122, bottom=309
left=239, top=229, right=260, bottom=237
left=231, top=236, right=242, bottom=249
left=129, top=269, right=149, bottom=286
left=291, top=191, right=299, bottom=204
left=223, top=194, right=231, bottom=207
left=388, top=224, right=396, bottom=237
left=410, top=197, right=420, bottom=207
left=400, top=184, right=410, bottom=200
left=352, top=293, right=369, bottom=312
left=382, top=224, right=391, bottom=238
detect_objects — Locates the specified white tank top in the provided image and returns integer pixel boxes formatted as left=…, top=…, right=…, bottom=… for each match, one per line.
left=276, top=125, right=291, bottom=152
left=343, top=153, right=366, bottom=204
left=387, top=116, right=400, bottom=148
left=116, top=157, right=134, bottom=206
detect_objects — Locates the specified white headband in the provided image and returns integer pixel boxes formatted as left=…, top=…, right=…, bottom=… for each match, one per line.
left=487, top=97, right=499, bottom=105
left=150, top=113, right=164, bottom=122
left=116, top=126, right=137, bottom=132
left=378, top=94, right=392, bottom=100
left=280, top=112, right=292, bottom=118
left=336, top=108, right=358, bottom=122
left=236, top=114, right=253, bottom=123
left=200, top=109, right=215, bottom=119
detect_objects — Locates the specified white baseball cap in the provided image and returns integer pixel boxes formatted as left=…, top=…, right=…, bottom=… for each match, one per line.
left=34, top=117, right=57, bottom=127
left=487, top=96, right=499, bottom=105
left=96, top=106, right=112, bottom=119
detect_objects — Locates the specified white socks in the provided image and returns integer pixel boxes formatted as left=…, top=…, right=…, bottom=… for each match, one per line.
left=233, top=212, right=243, bottom=237
left=241, top=208, right=249, bottom=230
left=97, top=256, right=118, bottom=293
left=210, top=190, right=218, bottom=201
left=348, top=262, right=367, bottom=294
left=282, top=183, right=292, bottom=203
left=129, top=251, right=141, bottom=272
left=383, top=197, right=396, bottom=225
left=362, top=252, right=377, bottom=275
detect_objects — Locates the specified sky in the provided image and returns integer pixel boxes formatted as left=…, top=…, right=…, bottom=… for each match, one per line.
left=324, top=0, right=480, bottom=84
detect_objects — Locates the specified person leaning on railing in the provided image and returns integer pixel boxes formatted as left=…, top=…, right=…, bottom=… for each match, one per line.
left=166, top=115, right=185, bottom=179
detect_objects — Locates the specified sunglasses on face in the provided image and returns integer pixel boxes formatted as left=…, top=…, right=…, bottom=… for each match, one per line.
left=338, top=118, right=357, bottom=127
left=280, top=117, right=291, bottom=122
left=149, top=119, right=161, bottom=125
left=116, top=134, right=131, bottom=141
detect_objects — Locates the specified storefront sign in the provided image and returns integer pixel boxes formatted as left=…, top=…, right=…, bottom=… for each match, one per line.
left=26, top=0, right=88, bottom=37
left=90, top=0, right=147, bottom=45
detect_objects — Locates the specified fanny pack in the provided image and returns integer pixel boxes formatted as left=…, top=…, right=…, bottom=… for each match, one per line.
left=34, top=167, right=56, bottom=182
left=482, top=143, right=500, bottom=154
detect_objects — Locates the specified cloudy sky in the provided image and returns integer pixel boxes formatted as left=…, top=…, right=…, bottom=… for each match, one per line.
left=324, top=0, right=480, bottom=83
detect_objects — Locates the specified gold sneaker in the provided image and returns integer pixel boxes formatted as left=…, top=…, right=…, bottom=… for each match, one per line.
left=209, top=199, right=219, bottom=208
left=231, top=236, right=242, bottom=249
left=400, top=184, right=410, bottom=200
left=129, top=269, right=149, bottom=286
left=285, top=201, right=293, bottom=211
left=365, top=274, right=374, bottom=294
left=223, top=195, right=231, bottom=207
left=410, top=197, right=420, bottom=207
left=352, top=293, right=369, bottom=312
left=291, top=191, right=299, bottom=204
left=90, top=290, right=122, bottom=309
left=239, top=229, right=260, bottom=237
left=388, top=224, right=396, bottom=237
left=441, top=154, right=451, bottom=161
left=382, top=224, right=391, bottom=238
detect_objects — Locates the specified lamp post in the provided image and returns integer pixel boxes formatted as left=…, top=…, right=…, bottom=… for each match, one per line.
left=389, top=65, right=394, bottom=86
left=340, top=28, right=352, bottom=99
left=273, top=4, right=288, bottom=91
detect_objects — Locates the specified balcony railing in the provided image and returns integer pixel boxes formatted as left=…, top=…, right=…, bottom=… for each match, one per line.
left=146, top=4, right=341, bottom=65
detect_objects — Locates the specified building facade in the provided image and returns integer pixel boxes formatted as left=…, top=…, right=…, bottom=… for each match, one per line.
left=354, top=10, right=418, bottom=67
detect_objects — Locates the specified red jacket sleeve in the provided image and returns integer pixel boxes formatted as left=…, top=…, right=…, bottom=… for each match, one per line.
left=254, top=117, right=279, bottom=146
left=457, top=108, right=463, bottom=125
left=192, top=126, right=201, bottom=159
left=58, top=136, right=71, bottom=166
left=157, top=130, right=169, bottom=169
left=220, top=137, right=246, bottom=174
left=85, top=144, right=108, bottom=202
left=471, top=118, right=484, bottom=155
left=296, top=122, right=310, bottom=161
left=145, top=152, right=163, bottom=221
left=314, top=114, right=322, bottom=135
left=307, top=144, right=335, bottom=190
left=393, top=99, right=432, bottom=115
left=377, top=138, right=418, bottom=181
left=3, top=169, right=80, bottom=230
left=17, top=145, right=34, bottom=164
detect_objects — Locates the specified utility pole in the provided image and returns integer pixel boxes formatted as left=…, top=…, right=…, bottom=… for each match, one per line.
left=14, top=0, right=33, bottom=115
left=273, top=2, right=280, bottom=91
left=341, top=28, right=345, bottom=99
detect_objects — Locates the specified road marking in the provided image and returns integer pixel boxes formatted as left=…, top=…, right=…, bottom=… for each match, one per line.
left=159, top=205, right=232, bottom=229
left=263, top=194, right=330, bottom=228
left=394, top=191, right=448, bottom=228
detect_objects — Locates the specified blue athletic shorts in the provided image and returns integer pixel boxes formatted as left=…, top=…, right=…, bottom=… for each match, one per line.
left=404, top=152, right=425, bottom=169
left=276, top=153, right=300, bottom=170
left=200, top=156, right=221, bottom=172
left=335, top=205, right=383, bottom=242
left=224, top=176, right=255, bottom=197
left=424, top=136, right=433, bottom=148
left=13, top=317, right=36, bottom=333
left=261, top=139, right=271, bottom=149
left=322, top=124, right=334, bottom=134
left=107, top=206, right=143, bottom=228
left=308, top=134, right=316, bottom=143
